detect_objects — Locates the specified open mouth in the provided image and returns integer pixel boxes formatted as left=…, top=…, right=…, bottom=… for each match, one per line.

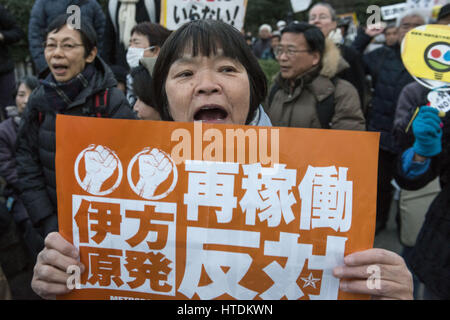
left=193, top=105, right=229, bottom=122
left=52, top=64, right=69, bottom=74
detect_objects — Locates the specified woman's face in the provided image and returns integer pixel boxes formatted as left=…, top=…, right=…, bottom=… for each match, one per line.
left=308, top=5, right=337, bottom=37
left=164, top=51, right=251, bottom=125
left=133, top=98, right=161, bottom=120
left=15, top=83, right=32, bottom=114
left=44, top=25, right=97, bottom=83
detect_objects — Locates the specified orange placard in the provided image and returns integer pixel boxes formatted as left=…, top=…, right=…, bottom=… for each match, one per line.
left=56, top=115, right=379, bottom=300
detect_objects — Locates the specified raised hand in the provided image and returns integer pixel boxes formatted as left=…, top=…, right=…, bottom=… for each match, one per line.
left=135, top=148, right=172, bottom=199
left=82, top=145, right=118, bottom=194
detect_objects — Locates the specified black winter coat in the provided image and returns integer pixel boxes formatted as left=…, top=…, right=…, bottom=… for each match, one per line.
left=0, top=117, right=44, bottom=260
left=16, top=57, right=136, bottom=238
left=394, top=111, right=450, bottom=299
left=352, top=30, right=415, bottom=153
left=0, top=5, right=24, bottom=74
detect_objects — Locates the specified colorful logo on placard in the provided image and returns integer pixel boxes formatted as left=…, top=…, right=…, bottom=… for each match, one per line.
left=425, top=42, right=450, bottom=73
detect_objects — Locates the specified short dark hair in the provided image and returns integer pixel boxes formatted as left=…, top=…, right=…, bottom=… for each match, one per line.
left=151, top=19, right=267, bottom=124
left=131, top=65, right=155, bottom=107
left=281, top=22, right=325, bottom=57
left=46, top=14, right=97, bottom=58
left=13, top=75, right=39, bottom=98
left=130, top=22, right=172, bottom=47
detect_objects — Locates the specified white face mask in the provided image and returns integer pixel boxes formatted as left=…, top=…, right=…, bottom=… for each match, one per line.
left=126, top=46, right=153, bottom=68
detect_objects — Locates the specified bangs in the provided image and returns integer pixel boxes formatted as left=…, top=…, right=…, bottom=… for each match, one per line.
left=152, top=19, right=268, bottom=123
left=170, top=20, right=243, bottom=62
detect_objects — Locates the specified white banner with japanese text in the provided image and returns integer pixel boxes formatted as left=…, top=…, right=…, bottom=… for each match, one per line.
left=160, top=0, right=247, bottom=31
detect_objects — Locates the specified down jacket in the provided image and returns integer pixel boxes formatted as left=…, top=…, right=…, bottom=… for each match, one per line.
left=265, top=39, right=365, bottom=131
left=16, top=57, right=136, bottom=239
left=28, top=0, right=106, bottom=74
left=352, top=30, right=415, bottom=153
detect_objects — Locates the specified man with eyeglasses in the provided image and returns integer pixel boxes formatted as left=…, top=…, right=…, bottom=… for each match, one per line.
left=351, top=9, right=427, bottom=234
left=264, top=22, right=365, bottom=131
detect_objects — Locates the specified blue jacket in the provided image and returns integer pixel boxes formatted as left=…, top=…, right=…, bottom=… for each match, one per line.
left=352, top=30, right=414, bottom=153
left=28, top=0, right=106, bottom=74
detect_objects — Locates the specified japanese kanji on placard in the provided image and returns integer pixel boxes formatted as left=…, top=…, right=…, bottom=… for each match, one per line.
left=160, top=0, right=248, bottom=31
left=55, top=115, right=379, bottom=300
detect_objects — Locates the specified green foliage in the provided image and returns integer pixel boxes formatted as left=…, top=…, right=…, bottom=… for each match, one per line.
left=1, top=0, right=34, bottom=63
left=258, top=58, right=279, bottom=89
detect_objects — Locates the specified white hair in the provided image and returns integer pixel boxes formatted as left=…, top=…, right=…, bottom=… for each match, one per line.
left=396, top=9, right=429, bottom=27
left=259, top=24, right=272, bottom=33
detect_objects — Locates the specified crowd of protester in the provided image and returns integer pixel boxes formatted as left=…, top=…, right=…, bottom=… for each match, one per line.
left=0, top=0, right=449, bottom=300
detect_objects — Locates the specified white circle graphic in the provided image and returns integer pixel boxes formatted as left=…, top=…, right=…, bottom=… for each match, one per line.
left=74, top=144, right=123, bottom=196
left=127, top=147, right=178, bottom=200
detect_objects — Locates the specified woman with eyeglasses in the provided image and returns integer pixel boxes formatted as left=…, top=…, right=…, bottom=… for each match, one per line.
left=15, top=14, right=136, bottom=259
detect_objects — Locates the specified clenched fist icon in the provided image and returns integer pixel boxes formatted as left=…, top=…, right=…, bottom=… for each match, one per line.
left=135, top=148, right=173, bottom=198
left=80, top=145, right=120, bottom=194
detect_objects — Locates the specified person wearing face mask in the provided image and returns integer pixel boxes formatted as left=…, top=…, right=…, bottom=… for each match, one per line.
left=30, top=20, right=413, bottom=301
left=0, top=76, right=43, bottom=299
left=15, top=15, right=136, bottom=252
left=125, top=22, right=171, bottom=107
left=103, top=0, right=161, bottom=70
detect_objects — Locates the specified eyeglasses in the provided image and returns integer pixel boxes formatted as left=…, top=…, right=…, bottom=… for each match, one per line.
left=44, top=42, right=84, bottom=52
left=274, top=46, right=311, bottom=57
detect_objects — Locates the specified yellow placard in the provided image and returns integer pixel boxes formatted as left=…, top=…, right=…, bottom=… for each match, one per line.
left=401, top=24, right=450, bottom=83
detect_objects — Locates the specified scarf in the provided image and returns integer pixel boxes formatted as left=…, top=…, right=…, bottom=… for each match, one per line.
left=41, top=63, right=95, bottom=112
left=248, top=105, right=272, bottom=126
left=118, top=0, right=140, bottom=49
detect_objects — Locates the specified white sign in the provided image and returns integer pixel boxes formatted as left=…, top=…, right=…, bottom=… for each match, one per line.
left=406, top=0, right=448, bottom=10
left=428, top=91, right=450, bottom=113
left=290, top=0, right=312, bottom=13
left=161, top=0, right=247, bottom=31
left=381, top=2, right=408, bottom=20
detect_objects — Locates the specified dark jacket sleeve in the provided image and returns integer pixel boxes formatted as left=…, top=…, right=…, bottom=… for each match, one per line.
left=102, top=5, right=116, bottom=65
left=392, top=83, right=425, bottom=151
left=394, top=153, right=440, bottom=191
left=90, top=0, right=106, bottom=58
left=338, top=45, right=367, bottom=110
left=0, top=5, right=24, bottom=45
left=350, top=27, right=372, bottom=55
left=0, top=121, right=18, bottom=192
left=15, top=94, right=56, bottom=237
left=28, top=0, right=49, bottom=74
left=107, top=87, right=137, bottom=120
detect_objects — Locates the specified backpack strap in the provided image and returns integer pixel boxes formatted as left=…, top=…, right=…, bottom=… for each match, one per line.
left=316, top=77, right=338, bottom=129
left=94, top=89, right=109, bottom=118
